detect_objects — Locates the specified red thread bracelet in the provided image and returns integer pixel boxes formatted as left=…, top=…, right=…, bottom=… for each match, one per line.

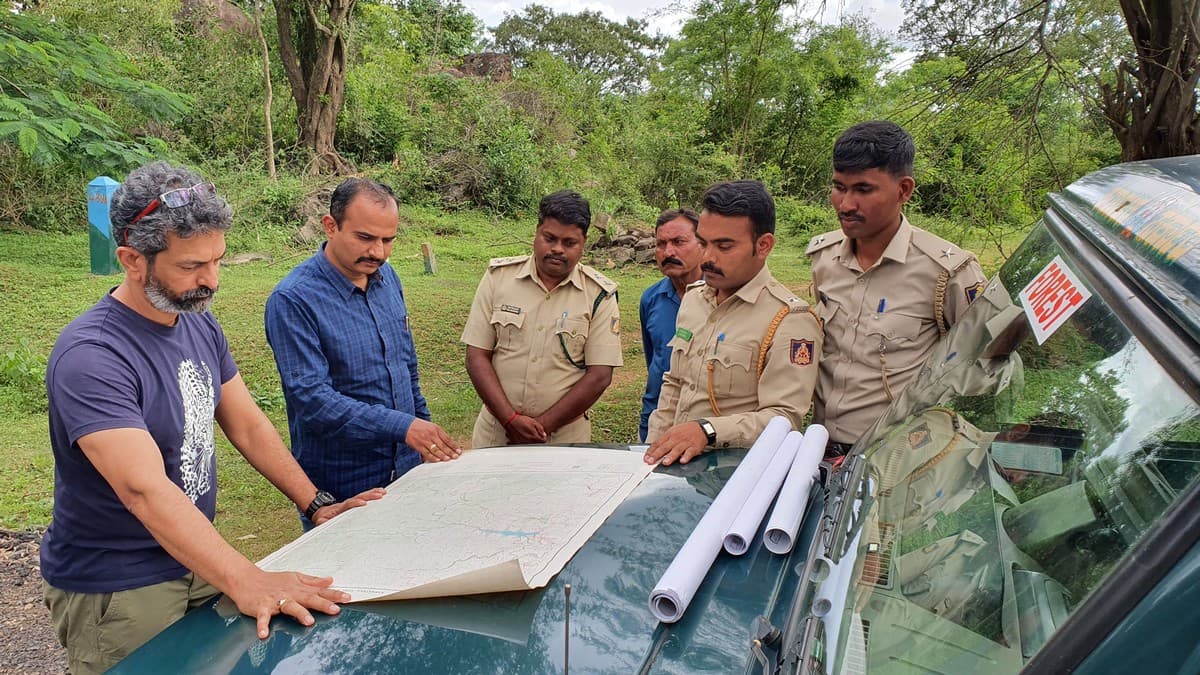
left=503, top=411, right=521, bottom=427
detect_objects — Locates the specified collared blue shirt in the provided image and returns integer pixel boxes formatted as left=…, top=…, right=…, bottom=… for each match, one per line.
left=265, top=244, right=429, bottom=500
left=639, top=276, right=683, bottom=441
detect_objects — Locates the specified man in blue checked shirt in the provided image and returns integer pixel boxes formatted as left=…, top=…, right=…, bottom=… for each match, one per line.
left=638, top=208, right=704, bottom=441
left=265, top=179, right=461, bottom=528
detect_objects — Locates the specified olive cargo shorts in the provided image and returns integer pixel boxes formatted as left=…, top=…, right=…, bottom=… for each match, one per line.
left=43, top=572, right=218, bottom=675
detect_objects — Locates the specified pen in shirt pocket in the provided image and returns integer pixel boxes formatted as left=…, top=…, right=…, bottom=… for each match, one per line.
left=713, top=332, right=725, bottom=355
left=877, top=298, right=887, bottom=313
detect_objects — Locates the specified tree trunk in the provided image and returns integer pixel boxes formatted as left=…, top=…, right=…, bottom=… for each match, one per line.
left=1100, top=0, right=1200, bottom=161
left=274, top=0, right=356, bottom=174
left=252, top=3, right=277, bottom=180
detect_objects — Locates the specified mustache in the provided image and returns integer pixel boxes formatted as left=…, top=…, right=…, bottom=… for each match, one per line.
left=701, top=262, right=722, bottom=276
left=543, top=254, right=567, bottom=264
left=180, top=286, right=216, bottom=301
left=660, top=257, right=684, bottom=267
left=837, top=211, right=864, bottom=222
left=356, top=256, right=384, bottom=265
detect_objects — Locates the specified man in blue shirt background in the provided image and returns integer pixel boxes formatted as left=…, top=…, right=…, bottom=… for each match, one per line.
left=266, top=179, right=461, bottom=526
left=638, top=208, right=704, bottom=441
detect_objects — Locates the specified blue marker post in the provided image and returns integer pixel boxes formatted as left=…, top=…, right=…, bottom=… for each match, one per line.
left=87, top=176, right=120, bottom=275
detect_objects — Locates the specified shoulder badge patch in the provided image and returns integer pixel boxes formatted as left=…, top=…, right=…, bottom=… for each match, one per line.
left=908, top=423, right=932, bottom=449
left=965, top=281, right=984, bottom=304
left=610, top=316, right=621, bottom=334
left=789, top=338, right=814, bottom=366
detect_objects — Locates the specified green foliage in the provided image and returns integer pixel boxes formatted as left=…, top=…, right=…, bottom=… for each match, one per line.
left=1, top=0, right=1129, bottom=244
left=0, top=338, right=48, bottom=414
left=492, top=4, right=664, bottom=94
left=419, top=72, right=547, bottom=210
left=357, top=0, right=480, bottom=60
left=663, top=4, right=890, bottom=187
left=0, top=146, right=89, bottom=231
left=871, top=53, right=1117, bottom=256
left=27, top=0, right=289, bottom=163
left=0, top=12, right=189, bottom=173
left=778, top=197, right=831, bottom=240
left=210, top=167, right=323, bottom=252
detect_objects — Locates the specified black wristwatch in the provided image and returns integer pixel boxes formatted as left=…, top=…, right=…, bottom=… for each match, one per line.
left=304, top=490, right=337, bottom=521
left=696, top=418, right=717, bottom=447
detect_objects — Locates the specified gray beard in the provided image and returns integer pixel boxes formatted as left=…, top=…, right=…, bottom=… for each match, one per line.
left=145, top=272, right=215, bottom=314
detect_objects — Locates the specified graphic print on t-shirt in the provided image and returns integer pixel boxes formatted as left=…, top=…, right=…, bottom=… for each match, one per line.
left=178, top=359, right=215, bottom=502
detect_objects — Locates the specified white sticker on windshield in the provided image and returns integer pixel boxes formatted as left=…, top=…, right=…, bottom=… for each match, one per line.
left=1019, top=255, right=1092, bottom=344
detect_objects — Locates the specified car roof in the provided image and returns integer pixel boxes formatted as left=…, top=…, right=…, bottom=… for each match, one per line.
left=1048, top=155, right=1200, bottom=343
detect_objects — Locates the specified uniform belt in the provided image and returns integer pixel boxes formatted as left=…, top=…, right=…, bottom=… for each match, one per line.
left=825, top=441, right=854, bottom=457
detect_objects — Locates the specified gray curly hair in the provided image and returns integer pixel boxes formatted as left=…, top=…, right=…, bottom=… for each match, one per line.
left=110, top=161, right=232, bottom=257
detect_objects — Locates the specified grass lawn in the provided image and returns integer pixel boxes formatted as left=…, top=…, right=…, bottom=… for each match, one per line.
left=0, top=207, right=1010, bottom=559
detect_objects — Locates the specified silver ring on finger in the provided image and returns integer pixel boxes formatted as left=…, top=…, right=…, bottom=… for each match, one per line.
left=277, top=597, right=289, bottom=609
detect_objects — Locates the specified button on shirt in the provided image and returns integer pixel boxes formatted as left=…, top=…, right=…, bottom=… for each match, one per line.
left=647, top=265, right=822, bottom=448
left=639, top=277, right=682, bottom=442
left=265, top=244, right=430, bottom=501
left=461, top=255, right=622, bottom=448
left=808, top=218, right=987, bottom=445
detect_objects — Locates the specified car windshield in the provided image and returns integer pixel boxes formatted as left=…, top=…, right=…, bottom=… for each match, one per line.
left=814, top=222, right=1200, bottom=674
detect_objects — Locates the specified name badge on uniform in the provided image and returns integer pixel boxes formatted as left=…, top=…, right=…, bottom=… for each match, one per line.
left=501, top=304, right=522, bottom=314
left=675, top=327, right=693, bottom=342
left=789, top=339, right=814, bottom=366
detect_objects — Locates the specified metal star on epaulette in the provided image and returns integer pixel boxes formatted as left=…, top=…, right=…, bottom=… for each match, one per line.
left=813, top=236, right=824, bottom=245
left=940, top=248, right=955, bottom=259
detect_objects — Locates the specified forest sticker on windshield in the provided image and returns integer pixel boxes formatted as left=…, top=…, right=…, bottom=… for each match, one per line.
left=1019, top=255, right=1093, bottom=344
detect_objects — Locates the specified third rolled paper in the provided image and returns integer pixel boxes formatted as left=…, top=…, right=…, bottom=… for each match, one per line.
left=763, top=424, right=828, bottom=554
left=722, top=430, right=802, bottom=555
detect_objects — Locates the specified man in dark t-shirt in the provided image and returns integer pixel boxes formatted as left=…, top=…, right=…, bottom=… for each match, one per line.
left=41, top=162, right=384, bottom=675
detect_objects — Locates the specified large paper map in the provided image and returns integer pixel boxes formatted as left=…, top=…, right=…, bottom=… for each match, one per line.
left=259, top=446, right=654, bottom=601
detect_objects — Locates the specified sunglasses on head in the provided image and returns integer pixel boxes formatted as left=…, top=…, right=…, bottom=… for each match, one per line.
left=124, top=182, right=217, bottom=247
left=129, top=182, right=217, bottom=226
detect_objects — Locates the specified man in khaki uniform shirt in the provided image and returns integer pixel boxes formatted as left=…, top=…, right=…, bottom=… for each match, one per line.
left=645, top=180, right=822, bottom=466
left=809, top=121, right=986, bottom=454
left=462, top=190, right=622, bottom=447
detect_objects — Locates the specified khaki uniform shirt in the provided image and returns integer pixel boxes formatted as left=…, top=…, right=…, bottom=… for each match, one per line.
left=461, top=255, right=622, bottom=447
left=647, top=264, right=822, bottom=448
left=808, top=217, right=987, bottom=445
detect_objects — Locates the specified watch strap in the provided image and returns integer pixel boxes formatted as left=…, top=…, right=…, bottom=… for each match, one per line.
left=305, top=490, right=336, bottom=521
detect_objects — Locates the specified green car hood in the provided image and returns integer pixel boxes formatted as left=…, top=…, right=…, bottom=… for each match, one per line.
left=112, top=449, right=821, bottom=674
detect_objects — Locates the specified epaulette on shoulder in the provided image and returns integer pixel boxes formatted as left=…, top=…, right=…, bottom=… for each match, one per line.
left=910, top=227, right=977, bottom=273
left=766, top=280, right=810, bottom=313
left=579, top=264, right=618, bottom=294
left=488, top=255, right=528, bottom=269
left=805, top=229, right=845, bottom=256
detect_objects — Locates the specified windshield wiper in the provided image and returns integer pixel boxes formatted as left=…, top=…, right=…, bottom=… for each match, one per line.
left=823, top=455, right=873, bottom=565
left=784, top=457, right=873, bottom=674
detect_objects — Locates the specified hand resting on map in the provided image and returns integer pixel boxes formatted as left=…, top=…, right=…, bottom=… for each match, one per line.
left=310, top=487, right=387, bottom=526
